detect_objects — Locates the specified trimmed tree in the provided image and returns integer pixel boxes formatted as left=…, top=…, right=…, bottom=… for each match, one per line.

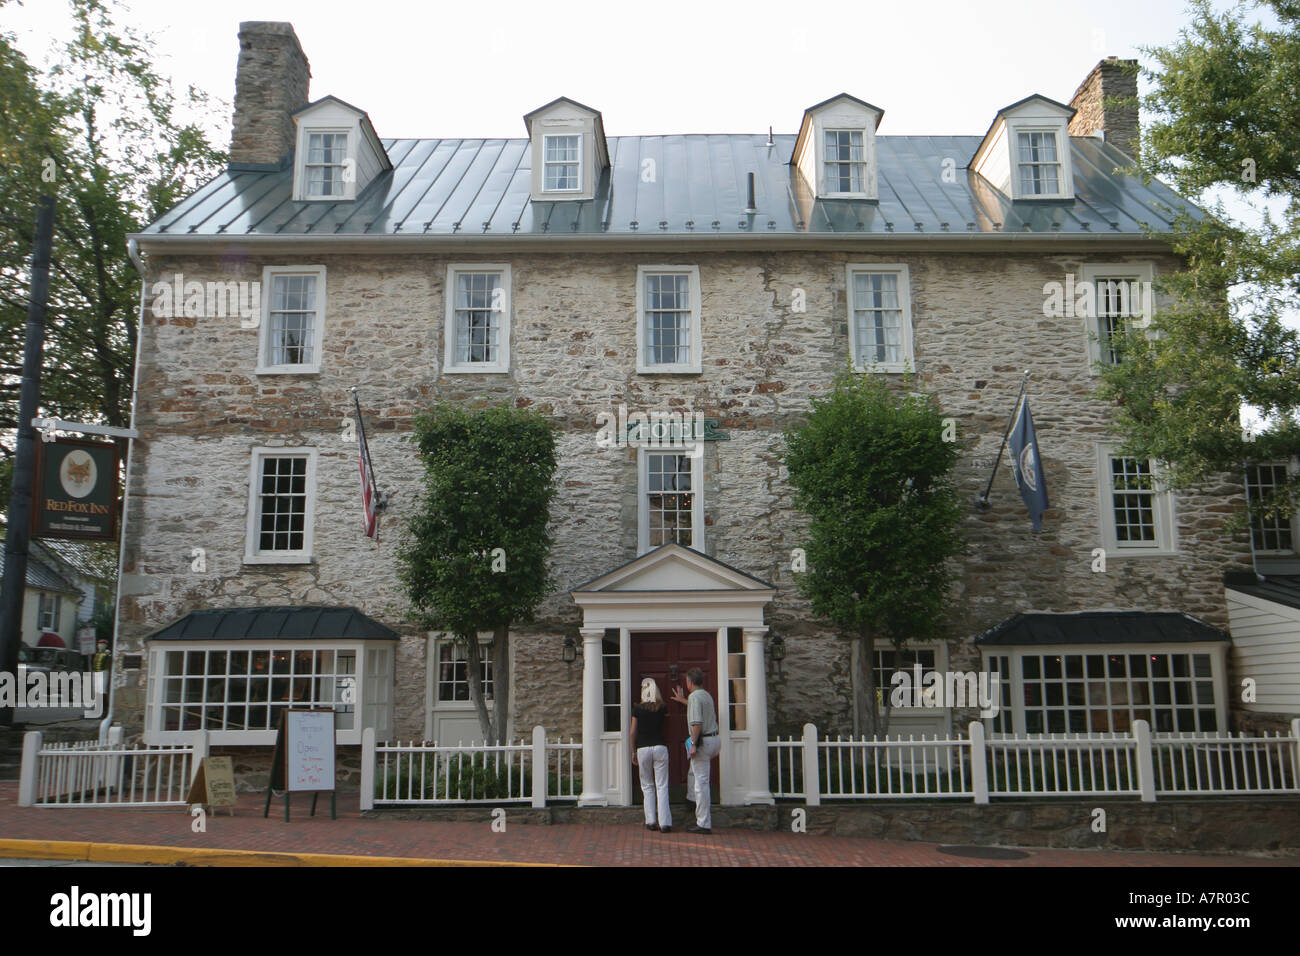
left=398, top=403, right=558, bottom=745
left=784, top=373, right=964, bottom=737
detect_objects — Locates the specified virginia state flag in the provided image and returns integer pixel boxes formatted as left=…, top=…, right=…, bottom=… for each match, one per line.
left=1008, top=398, right=1049, bottom=532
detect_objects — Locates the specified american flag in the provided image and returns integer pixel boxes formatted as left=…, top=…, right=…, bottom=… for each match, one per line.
left=353, top=390, right=379, bottom=537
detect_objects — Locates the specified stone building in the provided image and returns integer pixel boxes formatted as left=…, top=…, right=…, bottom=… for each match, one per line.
left=115, top=22, right=1266, bottom=804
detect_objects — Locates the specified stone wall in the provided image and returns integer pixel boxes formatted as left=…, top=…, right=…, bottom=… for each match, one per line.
left=230, top=22, right=310, bottom=167
left=1068, top=57, right=1140, bottom=159
left=115, top=247, right=1254, bottom=745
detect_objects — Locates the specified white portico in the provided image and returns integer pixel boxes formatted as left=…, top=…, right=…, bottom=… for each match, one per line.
left=569, top=543, right=776, bottom=807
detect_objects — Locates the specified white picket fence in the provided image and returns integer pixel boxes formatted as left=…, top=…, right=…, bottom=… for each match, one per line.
left=361, top=726, right=581, bottom=809
left=770, top=720, right=1300, bottom=804
left=18, top=728, right=206, bottom=808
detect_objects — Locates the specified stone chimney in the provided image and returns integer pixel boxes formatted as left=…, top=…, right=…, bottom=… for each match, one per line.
left=229, top=22, right=311, bottom=168
left=1068, top=57, right=1139, bottom=158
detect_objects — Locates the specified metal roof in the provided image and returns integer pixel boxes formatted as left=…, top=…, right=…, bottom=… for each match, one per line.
left=0, top=551, right=79, bottom=594
left=975, top=611, right=1229, bottom=646
left=138, top=134, right=1200, bottom=242
left=146, top=605, right=401, bottom=642
left=1225, top=574, right=1300, bottom=613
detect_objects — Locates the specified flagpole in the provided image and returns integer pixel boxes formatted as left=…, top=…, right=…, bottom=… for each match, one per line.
left=348, top=385, right=386, bottom=526
left=973, top=370, right=1030, bottom=512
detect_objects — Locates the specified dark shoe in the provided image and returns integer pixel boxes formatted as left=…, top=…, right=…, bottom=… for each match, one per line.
left=659, top=826, right=673, bottom=833
left=686, top=824, right=712, bottom=834
left=645, top=823, right=659, bottom=831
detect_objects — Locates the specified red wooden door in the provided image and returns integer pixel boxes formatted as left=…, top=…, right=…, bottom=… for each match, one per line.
left=630, top=632, right=718, bottom=796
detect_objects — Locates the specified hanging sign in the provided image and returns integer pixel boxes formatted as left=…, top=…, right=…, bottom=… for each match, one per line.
left=31, top=438, right=120, bottom=541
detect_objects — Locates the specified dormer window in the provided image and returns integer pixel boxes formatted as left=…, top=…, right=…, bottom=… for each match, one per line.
left=305, top=131, right=349, bottom=197
left=970, top=94, right=1076, bottom=201
left=824, top=129, right=867, bottom=194
left=792, top=94, right=883, bottom=201
left=524, top=98, right=609, bottom=203
left=1016, top=130, right=1062, bottom=196
left=544, top=135, right=581, bottom=191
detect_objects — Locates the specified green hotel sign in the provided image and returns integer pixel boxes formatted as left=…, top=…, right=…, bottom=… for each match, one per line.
left=32, top=438, right=120, bottom=541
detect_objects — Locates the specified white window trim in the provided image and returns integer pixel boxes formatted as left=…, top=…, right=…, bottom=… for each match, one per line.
left=37, top=593, right=60, bottom=631
left=636, top=265, right=702, bottom=374
left=541, top=133, right=583, bottom=194
left=294, top=127, right=356, bottom=202
left=244, top=446, right=318, bottom=565
left=1246, top=458, right=1300, bottom=556
left=979, top=643, right=1228, bottom=737
left=872, top=641, right=948, bottom=714
left=822, top=127, right=870, bottom=199
left=1007, top=123, right=1073, bottom=201
left=1080, top=262, right=1155, bottom=376
left=846, top=263, right=915, bottom=374
left=255, top=265, right=327, bottom=375
left=1097, top=443, right=1177, bottom=557
left=143, top=640, right=387, bottom=746
left=443, top=264, right=511, bottom=374
left=637, top=444, right=705, bottom=554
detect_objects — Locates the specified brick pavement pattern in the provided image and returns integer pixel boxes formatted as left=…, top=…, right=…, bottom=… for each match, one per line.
left=1, top=783, right=1294, bottom=866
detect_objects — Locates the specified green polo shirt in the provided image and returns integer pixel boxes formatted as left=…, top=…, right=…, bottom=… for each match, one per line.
left=686, top=687, right=718, bottom=736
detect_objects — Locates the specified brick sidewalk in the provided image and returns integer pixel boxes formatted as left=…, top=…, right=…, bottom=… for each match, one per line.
left=1, top=783, right=1294, bottom=866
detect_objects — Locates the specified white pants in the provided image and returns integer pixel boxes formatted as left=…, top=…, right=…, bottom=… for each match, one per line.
left=687, top=735, right=722, bottom=829
left=637, top=745, right=671, bottom=827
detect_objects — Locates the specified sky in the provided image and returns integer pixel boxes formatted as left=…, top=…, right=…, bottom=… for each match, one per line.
left=5, top=0, right=1234, bottom=142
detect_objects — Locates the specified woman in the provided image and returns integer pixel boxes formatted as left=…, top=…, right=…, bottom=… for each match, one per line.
left=629, top=677, right=672, bottom=832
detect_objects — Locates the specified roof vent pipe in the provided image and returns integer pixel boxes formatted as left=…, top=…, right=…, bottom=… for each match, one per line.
left=766, top=125, right=774, bottom=147
left=745, top=172, right=757, bottom=214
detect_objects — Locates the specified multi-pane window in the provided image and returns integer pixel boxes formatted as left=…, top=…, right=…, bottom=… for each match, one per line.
left=984, top=654, right=1013, bottom=734
left=848, top=265, right=912, bottom=372
left=158, top=647, right=357, bottom=735
left=1246, top=462, right=1296, bottom=553
left=1095, top=278, right=1135, bottom=365
left=268, top=274, right=318, bottom=367
left=543, top=134, right=581, bottom=191
left=436, top=642, right=493, bottom=702
left=305, top=132, right=348, bottom=198
left=824, top=129, right=866, bottom=193
left=726, top=628, right=746, bottom=731
left=37, top=593, right=60, bottom=631
left=1109, top=456, right=1157, bottom=544
left=445, top=266, right=509, bottom=373
left=644, top=273, right=691, bottom=365
left=602, top=630, right=620, bottom=733
left=1017, top=130, right=1062, bottom=195
left=1017, top=651, right=1218, bottom=734
left=873, top=646, right=938, bottom=712
left=645, top=452, right=694, bottom=548
left=246, top=448, right=316, bottom=563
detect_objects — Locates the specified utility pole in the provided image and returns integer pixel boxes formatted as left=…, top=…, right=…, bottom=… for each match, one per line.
left=0, top=195, right=55, bottom=728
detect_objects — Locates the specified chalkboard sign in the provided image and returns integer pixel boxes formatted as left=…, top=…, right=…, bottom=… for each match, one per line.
left=264, top=709, right=337, bottom=821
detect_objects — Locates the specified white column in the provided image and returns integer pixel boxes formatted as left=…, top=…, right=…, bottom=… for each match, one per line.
left=578, top=629, right=607, bottom=806
left=744, top=627, right=774, bottom=805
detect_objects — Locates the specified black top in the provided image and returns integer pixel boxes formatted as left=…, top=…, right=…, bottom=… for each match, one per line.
left=632, top=705, right=667, bottom=748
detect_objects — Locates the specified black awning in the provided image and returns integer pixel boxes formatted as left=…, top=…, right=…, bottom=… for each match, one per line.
left=146, top=606, right=401, bottom=642
left=974, top=611, right=1229, bottom=647
left=1225, top=573, right=1300, bottom=613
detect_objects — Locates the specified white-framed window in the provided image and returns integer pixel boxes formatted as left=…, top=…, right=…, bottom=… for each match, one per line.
left=873, top=644, right=941, bottom=714
left=637, top=445, right=704, bottom=553
left=144, top=641, right=394, bottom=745
left=444, top=264, right=510, bottom=373
left=1015, top=128, right=1065, bottom=197
left=543, top=134, right=582, bottom=192
left=636, top=265, right=701, bottom=373
left=847, top=263, right=913, bottom=373
left=435, top=640, right=494, bottom=703
left=256, top=266, right=326, bottom=375
left=823, top=128, right=867, bottom=195
left=244, top=447, right=318, bottom=564
left=1245, top=461, right=1298, bottom=554
left=37, top=593, right=60, bottom=631
left=981, top=646, right=1226, bottom=735
left=303, top=130, right=350, bottom=198
left=1097, top=445, right=1176, bottom=555
left=1080, top=263, right=1153, bottom=373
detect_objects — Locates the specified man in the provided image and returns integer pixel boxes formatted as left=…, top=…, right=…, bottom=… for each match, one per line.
left=671, top=668, right=720, bottom=834
left=91, top=639, right=110, bottom=672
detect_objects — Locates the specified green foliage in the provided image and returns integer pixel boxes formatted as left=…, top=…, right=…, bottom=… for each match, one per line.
left=374, top=752, right=581, bottom=802
left=1100, top=0, right=1300, bottom=522
left=397, top=402, right=559, bottom=637
left=783, top=373, right=964, bottom=645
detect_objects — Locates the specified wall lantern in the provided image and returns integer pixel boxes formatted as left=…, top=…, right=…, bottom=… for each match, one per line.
left=768, top=634, right=785, bottom=677
left=562, top=634, right=577, bottom=677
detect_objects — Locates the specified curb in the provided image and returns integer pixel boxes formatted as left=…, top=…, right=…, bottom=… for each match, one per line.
left=0, top=838, right=565, bottom=867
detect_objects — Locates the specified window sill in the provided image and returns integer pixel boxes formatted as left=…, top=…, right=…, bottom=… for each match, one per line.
left=636, top=365, right=702, bottom=376
left=1101, top=547, right=1178, bottom=559
left=243, top=554, right=315, bottom=566
left=255, top=366, right=321, bottom=376
left=442, top=364, right=510, bottom=375
left=852, top=364, right=910, bottom=375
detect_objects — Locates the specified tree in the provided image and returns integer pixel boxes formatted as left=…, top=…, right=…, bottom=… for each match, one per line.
left=398, top=404, right=558, bottom=744
left=1098, top=0, right=1300, bottom=527
left=784, top=373, right=964, bottom=737
left=0, top=0, right=225, bottom=440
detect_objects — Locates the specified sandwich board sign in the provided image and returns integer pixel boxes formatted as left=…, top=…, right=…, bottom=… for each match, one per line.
left=262, top=709, right=337, bottom=821
left=187, top=756, right=236, bottom=815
